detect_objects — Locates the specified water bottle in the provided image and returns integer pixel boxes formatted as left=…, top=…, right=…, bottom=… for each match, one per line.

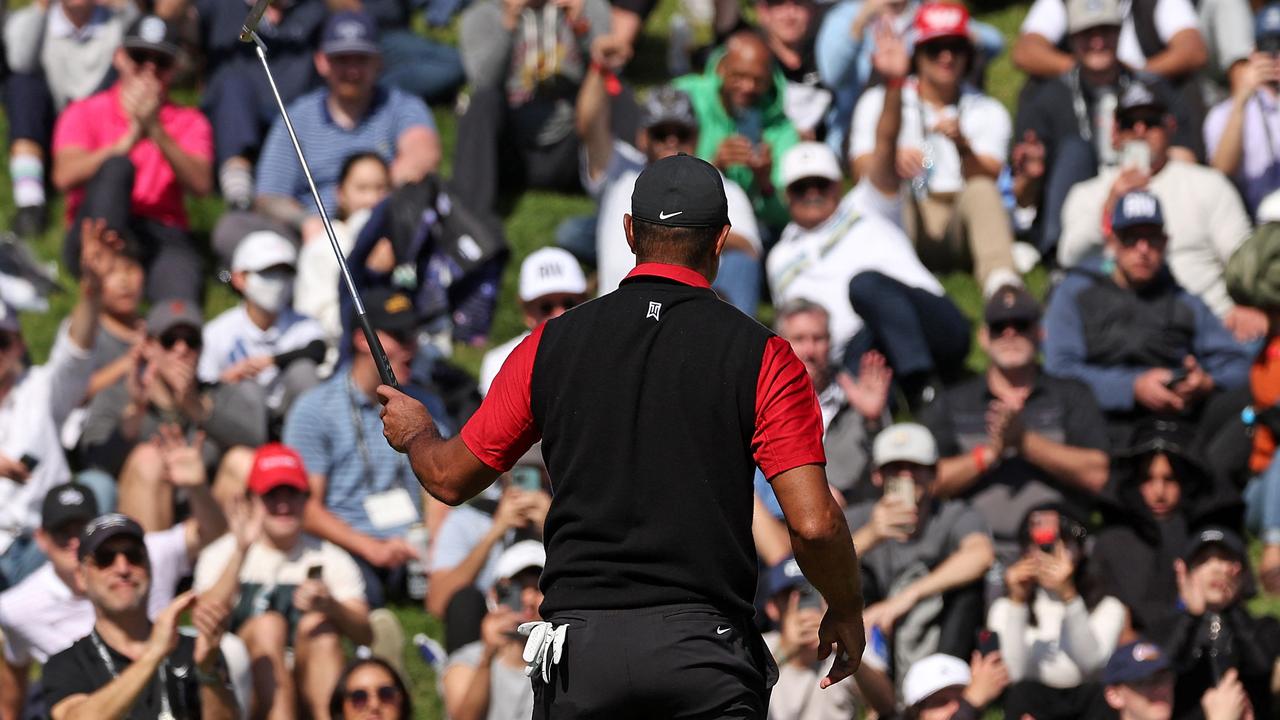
left=405, top=524, right=430, bottom=601
left=414, top=633, right=448, bottom=672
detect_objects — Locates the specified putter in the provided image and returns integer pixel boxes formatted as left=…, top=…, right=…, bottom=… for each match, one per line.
left=240, top=0, right=398, bottom=388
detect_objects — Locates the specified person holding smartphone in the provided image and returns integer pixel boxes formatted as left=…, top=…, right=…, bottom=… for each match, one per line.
left=441, top=541, right=545, bottom=720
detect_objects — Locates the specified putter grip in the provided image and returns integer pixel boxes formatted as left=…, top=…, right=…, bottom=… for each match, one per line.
left=357, top=312, right=399, bottom=389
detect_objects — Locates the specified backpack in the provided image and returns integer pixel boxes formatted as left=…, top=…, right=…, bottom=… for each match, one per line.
left=1225, top=222, right=1280, bottom=311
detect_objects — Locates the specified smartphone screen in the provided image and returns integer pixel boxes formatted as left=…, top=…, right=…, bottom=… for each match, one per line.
left=1120, top=140, right=1151, bottom=174
left=885, top=475, right=916, bottom=508
left=736, top=108, right=763, bottom=145
left=510, top=466, right=542, bottom=492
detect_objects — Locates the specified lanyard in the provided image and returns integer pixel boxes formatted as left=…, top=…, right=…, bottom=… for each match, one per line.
left=89, top=631, right=175, bottom=720
left=345, top=374, right=407, bottom=492
left=1067, top=68, right=1132, bottom=145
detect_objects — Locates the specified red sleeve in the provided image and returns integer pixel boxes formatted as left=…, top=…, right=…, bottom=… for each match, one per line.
left=460, top=324, right=544, bottom=472
left=752, top=335, right=826, bottom=479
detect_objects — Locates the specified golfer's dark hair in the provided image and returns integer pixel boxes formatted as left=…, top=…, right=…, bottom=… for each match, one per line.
left=338, top=151, right=388, bottom=185
left=631, top=217, right=722, bottom=268
left=329, top=657, right=412, bottom=719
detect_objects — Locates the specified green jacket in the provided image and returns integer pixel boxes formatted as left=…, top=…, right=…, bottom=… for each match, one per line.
left=673, top=48, right=798, bottom=231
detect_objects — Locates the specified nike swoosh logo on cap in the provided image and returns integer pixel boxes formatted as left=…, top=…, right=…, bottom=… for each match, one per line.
left=658, top=211, right=683, bottom=220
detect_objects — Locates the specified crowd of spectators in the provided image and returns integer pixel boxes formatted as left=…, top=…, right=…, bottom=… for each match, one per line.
left=1, top=0, right=1280, bottom=715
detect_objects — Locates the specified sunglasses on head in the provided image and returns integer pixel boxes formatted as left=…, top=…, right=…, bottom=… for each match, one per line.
left=91, top=543, right=147, bottom=568
left=989, top=319, right=1033, bottom=335
left=159, top=326, right=202, bottom=351
left=345, top=685, right=400, bottom=709
left=919, top=38, right=971, bottom=58
left=127, top=48, right=174, bottom=70
left=1117, top=111, right=1165, bottom=131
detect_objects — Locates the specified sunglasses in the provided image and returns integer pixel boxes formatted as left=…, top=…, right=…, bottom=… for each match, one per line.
left=1258, top=36, right=1280, bottom=53
left=989, top=319, right=1033, bottom=335
left=159, top=326, right=202, bottom=351
left=0, top=331, right=17, bottom=352
left=1117, top=112, right=1165, bottom=131
left=127, top=48, right=175, bottom=70
left=919, top=38, right=972, bottom=58
left=345, top=685, right=400, bottom=709
left=647, top=123, right=694, bottom=143
left=763, top=0, right=807, bottom=7
left=91, top=543, right=148, bottom=568
left=788, top=177, right=835, bottom=195
left=538, top=298, right=578, bottom=316
left=50, top=523, right=87, bottom=548
left=1117, top=231, right=1167, bottom=248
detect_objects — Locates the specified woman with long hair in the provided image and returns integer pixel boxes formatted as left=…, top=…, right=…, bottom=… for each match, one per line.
left=329, top=657, right=412, bottom=720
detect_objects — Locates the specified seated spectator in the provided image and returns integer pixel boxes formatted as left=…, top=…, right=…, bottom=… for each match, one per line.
left=1057, top=85, right=1258, bottom=339
left=1045, top=191, right=1251, bottom=448
left=192, top=0, right=325, bottom=210
left=851, top=2, right=1022, bottom=297
left=846, top=423, right=995, bottom=681
left=767, top=141, right=970, bottom=411
left=2, top=0, right=138, bottom=236
left=79, top=301, right=267, bottom=531
left=674, top=30, right=799, bottom=234
left=754, top=0, right=831, bottom=142
left=81, top=238, right=146, bottom=406
left=53, top=15, right=214, bottom=304
left=453, top=0, right=612, bottom=220
left=1101, top=640, right=1176, bottom=720
left=578, top=82, right=763, bottom=313
left=1091, top=418, right=1243, bottom=642
left=1, top=479, right=235, bottom=719
left=1195, top=0, right=1257, bottom=107
left=0, top=221, right=118, bottom=590
left=1164, top=527, right=1279, bottom=719
left=194, top=444, right=372, bottom=720
left=328, top=657, right=412, bottom=720
left=1012, top=0, right=1199, bottom=259
left=479, top=249, right=587, bottom=396
left=1204, top=6, right=1280, bottom=219
left=900, top=651, right=1011, bottom=720
left=440, top=540, right=545, bottom=720
left=987, top=504, right=1125, bottom=719
left=363, top=0, right=466, bottom=104
left=921, top=286, right=1109, bottom=565
left=239, top=10, right=441, bottom=257
left=282, top=287, right=434, bottom=608
left=42, top=514, right=236, bottom=718
left=199, top=231, right=326, bottom=424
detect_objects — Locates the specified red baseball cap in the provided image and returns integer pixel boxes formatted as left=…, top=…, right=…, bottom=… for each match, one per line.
left=247, top=443, right=311, bottom=495
left=914, top=2, right=971, bottom=44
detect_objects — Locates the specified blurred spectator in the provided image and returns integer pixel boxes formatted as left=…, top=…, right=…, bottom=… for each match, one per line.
left=53, top=14, right=214, bottom=304
left=1012, top=0, right=1199, bottom=259
left=479, top=249, right=587, bottom=396
left=760, top=557, right=862, bottom=718
left=815, top=0, right=1005, bottom=157
left=194, top=444, right=372, bottom=720
left=851, top=3, right=1021, bottom=297
left=3, top=0, right=139, bottom=237
left=0, top=221, right=118, bottom=590
left=282, top=287, right=429, bottom=608
left=440, top=540, right=545, bottom=720
left=245, top=10, right=441, bottom=255
left=1045, top=191, right=1251, bottom=448
left=845, top=423, right=994, bottom=681
left=774, top=300, right=890, bottom=499
left=1101, top=640, right=1176, bottom=720
left=42, top=514, right=237, bottom=719
left=78, top=301, right=267, bottom=531
left=81, top=237, right=146, bottom=407
left=900, top=651, right=1010, bottom=720
left=1091, top=418, right=1243, bottom=642
left=193, top=0, right=325, bottom=211
left=199, top=232, right=326, bottom=424
left=452, top=0, right=612, bottom=220
left=329, top=656, right=412, bottom=720
left=295, top=152, right=392, bottom=349
left=578, top=83, right=763, bottom=313
left=1241, top=304, right=1280, bottom=593
left=1196, top=0, right=1259, bottom=106
left=1164, top=527, right=1278, bottom=719
left=1204, top=5, right=1280, bottom=219
left=1057, top=84, right=1257, bottom=337
left=674, top=30, right=800, bottom=234
left=754, top=0, right=832, bottom=142
left=1012, top=0, right=1208, bottom=82
left=1, top=481, right=234, bottom=719
left=987, top=504, right=1124, bottom=719
left=359, top=0, right=465, bottom=104
left=767, top=141, right=970, bottom=412
left=921, top=286, right=1109, bottom=565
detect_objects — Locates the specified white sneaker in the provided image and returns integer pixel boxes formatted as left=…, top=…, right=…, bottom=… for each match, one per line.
left=368, top=608, right=407, bottom=679
left=1012, top=241, right=1042, bottom=275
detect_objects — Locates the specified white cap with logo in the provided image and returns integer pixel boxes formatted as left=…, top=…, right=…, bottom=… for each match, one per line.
left=872, top=422, right=939, bottom=467
left=903, top=653, right=971, bottom=706
left=232, top=231, right=298, bottom=273
left=518, top=248, right=587, bottom=303
left=494, top=540, right=547, bottom=581
left=780, top=142, right=844, bottom=190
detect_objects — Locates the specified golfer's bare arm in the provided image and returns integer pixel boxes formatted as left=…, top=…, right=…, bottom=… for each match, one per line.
left=405, top=427, right=501, bottom=506
left=771, top=464, right=863, bottom=615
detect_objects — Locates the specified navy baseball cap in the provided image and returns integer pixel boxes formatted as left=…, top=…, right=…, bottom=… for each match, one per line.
left=1111, top=190, right=1164, bottom=232
left=1183, top=526, right=1247, bottom=563
left=984, top=285, right=1040, bottom=325
left=41, top=483, right=99, bottom=532
left=1103, top=641, right=1170, bottom=685
left=78, top=513, right=147, bottom=562
left=1256, top=3, right=1280, bottom=43
left=767, top=557, right=811, bottom=596
left=631, top=153, right=729, bottom=228
left=321, top=11, right=380, bottom=56
left=1116, top=80, right=1168, bottom=116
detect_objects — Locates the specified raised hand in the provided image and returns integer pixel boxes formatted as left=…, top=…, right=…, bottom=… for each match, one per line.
left=836, top=351, right=893, bottom=422
left=872, top=21, right=909, bottom=81
left=147, top=590, right=198, bottom=661
left=156, top=424, right=206, bottom=488
left=78, top=218, right=126, bottom=298
left=226, top=494, right=266, bottom=550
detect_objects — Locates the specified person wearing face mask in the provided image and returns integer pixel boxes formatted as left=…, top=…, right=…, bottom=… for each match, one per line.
left=199, top=231, right=326, bottom=425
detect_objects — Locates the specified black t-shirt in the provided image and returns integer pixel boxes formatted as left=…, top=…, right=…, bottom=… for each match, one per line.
left=43, top=633, right=205, bottom=720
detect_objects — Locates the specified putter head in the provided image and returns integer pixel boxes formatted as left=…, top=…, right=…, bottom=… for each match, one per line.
left=239, top=0, right=271, bottom=42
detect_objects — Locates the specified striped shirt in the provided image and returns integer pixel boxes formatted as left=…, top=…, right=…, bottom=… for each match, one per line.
left=282, top=368, right=422, bottom=539
left=255, top=85, right=435, bottom=216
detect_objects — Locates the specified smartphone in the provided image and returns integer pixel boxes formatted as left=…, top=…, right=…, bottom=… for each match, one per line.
left=977, top=629, right=1000, bottom=656
left=885, top=475, right=916, bottom=508
left=1028, top=509, right=1059, bottom=553
left=18, top=454, right=38, bottom=472
left=499, top=581, right=524, bottom=611
left=510, top=465, right=542, bottom=492
left=1164, top=366, right=1190, bottom=389
left=796, top=583, right=823, bottom=611
left=736, top=108, right=763, bottom=146
left=1120, top=140, right=1151, bottom=174
left=306, top=565, right=323, bottom=581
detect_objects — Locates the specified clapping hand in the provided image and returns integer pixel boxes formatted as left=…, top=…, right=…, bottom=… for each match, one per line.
left=155, top=424, right=206, bottom=488
left=836, top=351, right=893, bottom=423
left=78, top=218, right=126, bottom=299
left=192, top=596, right=232, bottom=672
left=1012, top=130, right=1046, bottom=182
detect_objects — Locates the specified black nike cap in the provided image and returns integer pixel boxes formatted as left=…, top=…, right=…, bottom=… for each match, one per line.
left=631, top=153, right=730, bottom=229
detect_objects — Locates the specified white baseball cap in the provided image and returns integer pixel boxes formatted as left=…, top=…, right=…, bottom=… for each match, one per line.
left=518, top=248, right=587, bottom=303
left=902, top=653, right=971, bottom=707
left=494, top=540, right=546, bottom=581
left=1257, top=189, right=1280, bottom=223
left=872, top=422, right=939, bottom=467
left=780, top=142, right=843, bottom=190
left=232, top=231, right=297, bottom=273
